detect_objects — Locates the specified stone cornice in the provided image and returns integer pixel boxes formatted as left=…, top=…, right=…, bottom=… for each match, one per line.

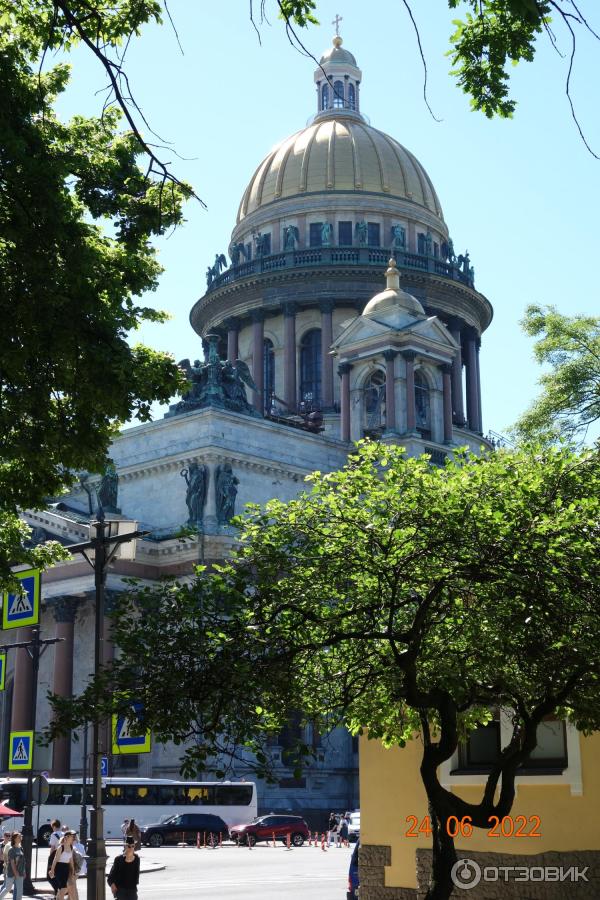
left=191, top=267, right=491, bottom=338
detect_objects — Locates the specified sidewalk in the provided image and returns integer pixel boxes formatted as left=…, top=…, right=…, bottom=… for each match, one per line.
left=30, top=844, right=165, bottom=889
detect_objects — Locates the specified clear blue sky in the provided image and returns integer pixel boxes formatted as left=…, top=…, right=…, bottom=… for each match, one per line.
left=55, top=0, right=600, bottom=437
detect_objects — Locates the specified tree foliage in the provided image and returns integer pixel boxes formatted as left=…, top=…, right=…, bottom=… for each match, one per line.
left=515, top=305, right=600, bottom=443
left=0, top=1, right=191, bottom=580
left=49, top=442, right=600, bottom=898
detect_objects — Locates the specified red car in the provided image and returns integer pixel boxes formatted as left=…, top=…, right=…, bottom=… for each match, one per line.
left=230, top=814, right=310, bottom=847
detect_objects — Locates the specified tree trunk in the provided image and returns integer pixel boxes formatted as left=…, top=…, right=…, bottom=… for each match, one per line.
left=424, top=804, right=457, bottom=900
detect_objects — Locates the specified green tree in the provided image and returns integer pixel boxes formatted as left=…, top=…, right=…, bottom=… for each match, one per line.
left=49, top=443, right=600, bottom=899
left=0, top=2, right=191, bottom=579
left=515, top=305, right=600, bottom=443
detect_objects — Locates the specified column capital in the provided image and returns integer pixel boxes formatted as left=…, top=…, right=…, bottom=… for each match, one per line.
left=319, top=299, right=335, bottom=314
left=383, top=349, right=397, bottom=362
left=250, top=308, right=265, bottom=323
left=282, top=301, right=298, bottom=318
left=223, top=316, right=240, bottom=331
left=446, top=316, right=463, bottom=333
left=338, top=362, right=353, bottom=376
left=48, top=595, right=80, bottom=624
left=464, top=325, right=479, bottom=342
left=401, top=350, right=416, bottom=362
left=441, top=363, right=452, bottom=376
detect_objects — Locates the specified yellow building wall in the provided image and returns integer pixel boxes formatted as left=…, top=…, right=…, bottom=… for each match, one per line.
left=360, top=731, right=600, bottom=890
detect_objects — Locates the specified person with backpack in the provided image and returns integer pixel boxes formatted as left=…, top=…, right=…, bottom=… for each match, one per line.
left=107, top=836, right=140, bottom=900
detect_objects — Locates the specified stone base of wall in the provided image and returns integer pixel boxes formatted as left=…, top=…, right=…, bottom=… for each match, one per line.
left=359, top=844, right=600, bottom=899
left=359, top=845, right=417, bottom=899
left=416, top=849, right=600, bottom=899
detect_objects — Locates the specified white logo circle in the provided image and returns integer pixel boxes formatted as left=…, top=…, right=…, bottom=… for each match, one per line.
left=451, top=858, right=482, bottom=890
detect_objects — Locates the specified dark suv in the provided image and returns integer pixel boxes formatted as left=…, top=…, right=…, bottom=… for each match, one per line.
left=141, top=813, right=229, bottom=847
left=230, top=814, right=310, bottom=847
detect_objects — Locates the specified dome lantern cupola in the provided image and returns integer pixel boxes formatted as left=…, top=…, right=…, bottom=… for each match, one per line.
left=314, top=21, right=362, bottom=119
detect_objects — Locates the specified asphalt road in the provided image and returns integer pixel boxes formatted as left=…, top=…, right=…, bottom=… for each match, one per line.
left=30, top=841, right=352, bottom=899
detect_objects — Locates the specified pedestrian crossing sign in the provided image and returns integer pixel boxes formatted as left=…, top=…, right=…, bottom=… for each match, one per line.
left=9, top=731, right=33, bottom=770
left=112, top=703, right=151, bottom=755
left=0, top=653, right=5, bottom=692
left=2, top=569, right=40, bottom=630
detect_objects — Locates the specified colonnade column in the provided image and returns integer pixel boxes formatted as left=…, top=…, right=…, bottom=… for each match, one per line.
left=283, top=302, right=297, bottom=411
left=338, top=363, right=352, bottom=442
left=251, top=310, right=264, bottom=415
left=442, top=365, right=453, bottom=445
left=447, top=317, right=465, bottom=426
left=50, top=597, right=80, bottom=777
left=383, top=350, right=397, bottom=432
left=464, top=330, right=481, bottom=433
left=225, top=318, right=239, bottom=362
left=476, top=338, right=483, bottom=434
left=320, top=301, right=334, bottom=410
left=10, top=627, right=33, bottom=732
left=403, top=350, right=417, bottom=434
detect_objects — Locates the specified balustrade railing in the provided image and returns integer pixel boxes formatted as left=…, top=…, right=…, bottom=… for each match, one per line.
left=205, top=246, right=475, bottom=293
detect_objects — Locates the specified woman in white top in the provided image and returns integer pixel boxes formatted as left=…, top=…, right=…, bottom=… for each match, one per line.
left=48, top=831, right=75, bottom=900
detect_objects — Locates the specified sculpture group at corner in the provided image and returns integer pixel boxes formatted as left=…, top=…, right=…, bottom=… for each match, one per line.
left=172, top=335, right=259, bottom=419
left=181, top=461, right=239, bottom=528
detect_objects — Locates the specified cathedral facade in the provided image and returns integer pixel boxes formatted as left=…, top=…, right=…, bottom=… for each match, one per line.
left=7, top=35, right=493, bottom=825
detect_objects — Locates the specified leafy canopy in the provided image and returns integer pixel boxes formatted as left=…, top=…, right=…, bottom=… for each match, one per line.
left=515, top=305, right=600, bottom=443
left=0, top=1, right=191, bottom=581
left=49, top=443, right=600, bottom=782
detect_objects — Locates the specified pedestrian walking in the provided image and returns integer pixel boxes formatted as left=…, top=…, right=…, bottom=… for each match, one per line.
left=107, top=836, right=140, bottom=900
left=73, top=834, right=87, bottom=877
left=327, top=812, right=338, bottom=847
left=0, top=831, right=10, bottom=885
left=1, top=837, right=11, bottom=892
left=339, top=813, right=349, bottom=847
left=0, top=833, right=24, bottom=900
left=125, top=819, right=141, bottom=852
left=48, top=818, right=64, bottom=894
left=48, top=830, right=77, bottom=900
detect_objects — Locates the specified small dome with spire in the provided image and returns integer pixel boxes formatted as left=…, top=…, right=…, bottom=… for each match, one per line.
left=362, top=258, right=425, bottom=320
left=319, top=35, right=357, bottom=67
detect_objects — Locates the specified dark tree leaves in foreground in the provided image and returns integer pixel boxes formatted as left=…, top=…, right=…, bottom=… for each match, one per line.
left=0, top=2, right=191, bottom=580
left=49, top=443, right=600, bottom=898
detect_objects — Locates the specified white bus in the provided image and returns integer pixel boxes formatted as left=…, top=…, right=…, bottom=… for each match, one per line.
left=0, top=777, right=257, bottom=844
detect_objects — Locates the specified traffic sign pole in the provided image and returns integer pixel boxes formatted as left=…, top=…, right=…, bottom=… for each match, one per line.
left=0, top=626, right=62, bottom=897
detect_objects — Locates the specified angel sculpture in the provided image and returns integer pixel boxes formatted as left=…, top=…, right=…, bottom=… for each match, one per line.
left=213, top=252, right=227, bottom=275
left=222, top=359, right=259, bottom=413
left=177, top=358, right=206, bottom=407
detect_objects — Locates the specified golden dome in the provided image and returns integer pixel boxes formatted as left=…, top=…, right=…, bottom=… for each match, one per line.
left=236, top=115, right=444, bottom=223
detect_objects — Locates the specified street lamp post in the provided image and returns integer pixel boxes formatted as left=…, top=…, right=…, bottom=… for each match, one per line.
left=79, top=723, right=88, bottom=844
left=68, top=513, right=146, bottom=900
left=0, top=628, right=63, bottom=895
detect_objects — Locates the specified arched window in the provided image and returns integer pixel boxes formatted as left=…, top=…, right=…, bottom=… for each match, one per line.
left=300, top=329, right=322, bottom=408
left=363, top=370, right=386, bottom=433
left=415, top=370, right=431, bottom=437
left=348, top=83, right=356, bottom=110
left=321, top=84, right=329, bottom=110
left=263, top=338, right=275, bottom=411
left=333, top=80, right=345, bottom=108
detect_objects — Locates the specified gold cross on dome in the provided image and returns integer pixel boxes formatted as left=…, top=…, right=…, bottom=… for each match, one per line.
left=332, top=13, right=343, bottom=35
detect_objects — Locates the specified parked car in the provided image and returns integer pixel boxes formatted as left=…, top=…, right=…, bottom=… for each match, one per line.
left=141, top=813, right=229, bottom=847
left=348, top=810, right=360, bottom=842
left=230, top=814, right=310, bottom=847
left=347, top=839, right=359, bottom=900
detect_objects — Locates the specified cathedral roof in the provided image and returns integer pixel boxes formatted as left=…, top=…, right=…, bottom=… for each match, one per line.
left=236, top=117, right=443, bottom=223
left=236, top=35, right=443, bottom=224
